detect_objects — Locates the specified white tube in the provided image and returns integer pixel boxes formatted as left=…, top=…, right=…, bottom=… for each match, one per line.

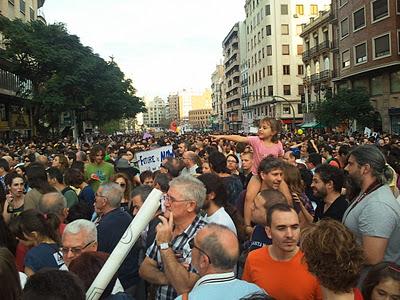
left=86, top=188, right=162, bottom=300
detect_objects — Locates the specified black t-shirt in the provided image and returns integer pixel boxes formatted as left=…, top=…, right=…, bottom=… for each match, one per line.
left=248, top=225, right=272, bottom=252
left=313, top=195, right=349, bottom=222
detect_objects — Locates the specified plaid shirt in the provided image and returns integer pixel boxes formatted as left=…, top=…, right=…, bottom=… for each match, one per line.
left=146, top=215, right=207, bottom=300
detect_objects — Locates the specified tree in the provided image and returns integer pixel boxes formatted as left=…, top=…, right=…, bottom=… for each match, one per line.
left=315, top=88, right=376, bottom=129
left=0, top=16, right=145, bottom=135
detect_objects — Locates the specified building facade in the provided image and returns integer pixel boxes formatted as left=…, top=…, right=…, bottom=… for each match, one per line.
left=211, top=64, right=225, bottom=131
left=301, top=6, right=334, bottom=123
left=331, top=0, right=400, bottom=133
left=244, top=0, right=330, bottom=128
left=167, top=93, right=180, bottom=122
left=223, top=23, right=242, bottom=132
left=142, top=96, right=166, bottom=128
left=188, top=109, right=212, bottom=130
left=0, top=0, right=46, bottom=138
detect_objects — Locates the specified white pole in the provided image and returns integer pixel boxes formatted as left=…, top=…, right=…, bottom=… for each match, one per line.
left=86, top=188, right=163, bottom=300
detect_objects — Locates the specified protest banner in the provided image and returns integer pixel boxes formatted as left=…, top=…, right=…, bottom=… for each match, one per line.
left=86, top=188, right=163, bottom=300
left=134, top=145, right=174, bottom=173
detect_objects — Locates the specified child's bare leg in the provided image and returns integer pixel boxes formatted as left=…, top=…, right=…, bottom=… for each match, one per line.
left=244, top=175, right=262, bottom=230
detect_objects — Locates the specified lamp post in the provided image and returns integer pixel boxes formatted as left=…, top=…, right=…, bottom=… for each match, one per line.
left=271, top=95, right=296, bottom=130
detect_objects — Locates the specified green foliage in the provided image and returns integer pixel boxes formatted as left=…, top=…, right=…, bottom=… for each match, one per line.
left=0, top=16, right=145, bottom=135
left=315, top=88, right=376, bottom=129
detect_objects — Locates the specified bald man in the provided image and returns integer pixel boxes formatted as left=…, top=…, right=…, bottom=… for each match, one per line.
left=180, top=151, right=199, bottom=176
left=175, top=223, right=264, bottom=300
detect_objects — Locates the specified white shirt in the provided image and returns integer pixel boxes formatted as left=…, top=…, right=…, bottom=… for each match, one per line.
left=206, top=207, right=237, bottom=235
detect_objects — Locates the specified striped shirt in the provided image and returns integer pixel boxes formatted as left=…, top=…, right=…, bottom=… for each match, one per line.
left=146, top=215, right=207, bottom=300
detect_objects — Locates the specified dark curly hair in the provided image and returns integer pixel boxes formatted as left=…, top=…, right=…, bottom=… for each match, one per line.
left=300, top=219, right=365, bottom=293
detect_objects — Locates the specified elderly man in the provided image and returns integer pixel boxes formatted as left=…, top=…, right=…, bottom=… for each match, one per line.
left=95, top=182, right=140, bottom=293
left=180, top=151, right=199, bottom=176
left=39, top=192, right=69, bottom=227
left=139, top=175, right=207, bottom=300
left=343, top=145, right=400, bottom=265
left=175, top=224, right=264, bottom=300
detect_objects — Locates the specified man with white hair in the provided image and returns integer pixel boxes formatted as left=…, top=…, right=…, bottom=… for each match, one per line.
left=139, top=175, right=207, bottom=300
left=95, top=182, right=140, bottom=294
left=180, top=151, right=199, bottom=176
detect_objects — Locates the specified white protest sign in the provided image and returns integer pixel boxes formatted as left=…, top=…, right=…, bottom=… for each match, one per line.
left=134, top=145, right=174, bottom=173
left=364, top=127, right=371, bottom=137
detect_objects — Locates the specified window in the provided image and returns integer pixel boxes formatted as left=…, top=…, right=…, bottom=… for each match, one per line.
left=263, top=67, right=265, bottom=78
left=268, top=86, right=273, bottom=96
left=298, top=65, right=304, bottom=75
left=296, top=4, right=304, bottom=15
left=353, top=7, right=365, bottom=31
left=390, top=71, right=400, bottom=93
left=398, top=30, right=400, bottom=53
left=283, top=65, right=290, bottom=75
left=373, top=33, right=390, bottom=58
left=342, top=50, right=350, bottom=68
left=372, top=0, right=388, bottom=22
left=267, top=45, right=272, bottom=56
left=298, top=85, right=304, bottom=95
left=310, top=4, right=318, bottom=15
left=297, top=45, right=303, bottom=55
left=19, top=0, right=25, bottom=14
left=266, top=25, right=271, bottom=36
left=8, top=0, right=14, bottom=5
left=298, top=103, right=303, bottom=114
left=296, top=25, right=303, bottom=35
left=265, top=4, right=270, bottom=15
left=267, top=65, right=273, bottom=75
left=282, top=44, right=290, bottom=55
left=339, top=0, right=348, bottom=7
left=283, top=85, right=291, bottom=95
left=371, top=75, right=384, bottom=95
left=398, top=0, right=400, bottom=13
left=281, top=4, right=288, bottom=15
left=354, top=42, right=367, bottom=64
left=283, top=105, right=291, bottom=114
left=340, top=18, right=349, bottom=38
left=281, top=24, right=289, bottom=35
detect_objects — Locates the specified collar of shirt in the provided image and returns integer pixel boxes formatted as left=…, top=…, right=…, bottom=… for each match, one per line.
left=193, top=272, right=236, bottom=289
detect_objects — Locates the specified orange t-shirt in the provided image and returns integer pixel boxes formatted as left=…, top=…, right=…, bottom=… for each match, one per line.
left=242, top=246, right=322, bottom=300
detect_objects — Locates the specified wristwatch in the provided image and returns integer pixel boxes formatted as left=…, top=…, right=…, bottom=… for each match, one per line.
left=159, top=242, right=170, bottom=250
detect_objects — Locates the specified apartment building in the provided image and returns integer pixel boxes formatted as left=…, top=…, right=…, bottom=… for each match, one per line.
left=331, top=0, right=400, bottom=133
left=188, top=109, right=212, bottom=130
left=167, top=93, right=180, bottom=122
left=211, top=64, right=225, bottom=130
left=223, top=22, right=243, bottom=132
left=244, top=0, right=330, bottom=128
left=142, top=96, right=166, bottom=128
left=0, top=0, right=45, bottom=138
left=300, top=7, right=334, bottom=123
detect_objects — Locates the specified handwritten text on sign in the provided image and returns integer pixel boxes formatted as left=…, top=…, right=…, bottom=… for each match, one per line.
left=134, top=146, right=174, bottom=173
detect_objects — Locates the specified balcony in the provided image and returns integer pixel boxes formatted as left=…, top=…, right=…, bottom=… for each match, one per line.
left=318, top=40, right=331, bottom=52
left=309, top=45, right=319, bottom=58
left=319, top=70, right=332, bottom=81
left=310, top=73, right=320, bottom=83
left=302, top=50, right=310, bottom=61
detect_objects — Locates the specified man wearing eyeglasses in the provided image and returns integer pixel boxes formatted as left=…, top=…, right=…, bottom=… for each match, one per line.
left=61, top=219, right=124, bottom=294
left=175, top=223, right=264, bottom=300
left=139, top=175, right=207, bottom=300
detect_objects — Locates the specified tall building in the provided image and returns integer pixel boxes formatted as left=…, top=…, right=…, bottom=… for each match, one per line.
left=188, top=109, right=212, bottom=130
left=142, top=96, right=166, bottom=128
left=223, top=22, right=242, bottom=132
left=0, top=0, right=46, bottom=139
left=331, top=0, right=400, bottom=133
left=168, top=93, right=180, bottom=122
left=244, top=0, right=329, bottom=128
left=300, top=6, right=334, bottom=124
left=211, top=64, right=225, bottom=130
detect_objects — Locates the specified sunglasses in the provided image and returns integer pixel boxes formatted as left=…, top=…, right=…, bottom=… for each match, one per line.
left=188, top=238, right=212, bottom=264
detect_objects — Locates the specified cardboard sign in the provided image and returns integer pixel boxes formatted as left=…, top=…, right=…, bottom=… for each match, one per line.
left=134, top=145, right=174, bottom=172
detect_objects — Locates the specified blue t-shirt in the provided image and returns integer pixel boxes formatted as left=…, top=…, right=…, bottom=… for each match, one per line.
left=25, top=243, right=64, bottom=272
left=248, top=225, right=272, bottom=252
left=79, top=185, right=96, bottom=211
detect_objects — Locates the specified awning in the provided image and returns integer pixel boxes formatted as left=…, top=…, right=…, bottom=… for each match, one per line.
left=299, top=121, right=324, bottom=128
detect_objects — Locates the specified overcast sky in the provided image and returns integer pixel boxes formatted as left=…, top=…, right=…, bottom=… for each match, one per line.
left=44, top=0, right=245, bottom=99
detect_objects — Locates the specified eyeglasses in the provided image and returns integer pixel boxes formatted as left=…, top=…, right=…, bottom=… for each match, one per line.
left=165, top=194, right=191, bottom=204
left=189, top=238, right=212, bottom=264
left=60, top=240, right=95, bottom=256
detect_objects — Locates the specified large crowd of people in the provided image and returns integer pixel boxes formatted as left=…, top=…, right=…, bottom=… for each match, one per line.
left=0, top=118, right=400, bottom=300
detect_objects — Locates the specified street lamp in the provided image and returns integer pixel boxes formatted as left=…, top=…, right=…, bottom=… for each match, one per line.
left=271, top=95, right=296, bottom=130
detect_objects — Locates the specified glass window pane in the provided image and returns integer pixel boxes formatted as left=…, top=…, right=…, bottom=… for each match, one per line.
left=371, top=75, right=384, bottom=95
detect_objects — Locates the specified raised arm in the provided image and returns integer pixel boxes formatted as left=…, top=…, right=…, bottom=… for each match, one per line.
left=211, top=134, right=249, bottom=144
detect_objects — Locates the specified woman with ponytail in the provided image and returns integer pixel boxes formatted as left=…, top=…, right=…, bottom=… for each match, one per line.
left=9, top=209, right=65, bottom=276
